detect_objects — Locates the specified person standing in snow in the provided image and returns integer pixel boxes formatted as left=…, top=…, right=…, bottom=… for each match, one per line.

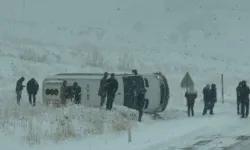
left=105, top=73, right=118, bottom=110
left=239, top=80, right=250, bottom=118
left=72, top=82, right=81, bottom=104
left=236, top=81, right=243, bottom=115
left=16, top=77, right=25, bottom=105
left=26, top=78, right=39, bottom=106
left=60, top=80, right=68, bottom=106
left=98, top=72, right=108, bottom=107
left=202, top=84, right=211, bottom=115
left=209, top=84, right=217, bottom=115
left=185, top=86, right=197, bottom=117
left=136, top=88, right=147, bottom=122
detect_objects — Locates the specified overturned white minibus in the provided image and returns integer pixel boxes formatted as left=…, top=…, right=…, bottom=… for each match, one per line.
left=42, top=72, right=169, bottom=113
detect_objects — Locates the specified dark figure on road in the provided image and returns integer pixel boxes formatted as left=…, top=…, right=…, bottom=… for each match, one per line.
left=136, top=88, right=147, bottom=122
left=236, top=81, right=243, bottom=115
left=98, top=72, right=108, bottom=107
left=16, top=77, right=25, bottom=105
left=185, top=87, right=197, bottom=117
left=202, top=84, right=210, bottom=115
left=239, top=80, right=250, bottom=118
left=209, top=84, right=217, bottom=115
left=60, top=80, right=68, bottom=106
left=26, top=78, right=39, bottom=106
left=72, top=82, right=81, bottom=104
left=106, top=73, right=118, bottom=110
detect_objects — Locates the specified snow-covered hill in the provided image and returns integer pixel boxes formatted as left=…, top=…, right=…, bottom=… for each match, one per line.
left=1, top=0, right=250, bottom=149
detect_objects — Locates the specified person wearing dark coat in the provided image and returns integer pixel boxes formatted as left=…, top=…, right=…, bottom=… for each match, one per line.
left=209, top=84, right=217, bottom=115
left=26, top=78, right=39, bottom=106
left=72, top=82, right=81, bottom=104
left=239, top=80, right=250, bottom=118
left=202, top=84, right=210, bottom=115
left=60, top=80, right=68, bottom=106
left=236, top=81, right=243, bottom=115
left=105, top=73, right=118, bottom=110
left=16, top=77, right=25, bottom=105
left=185, top=87, right=197, bottom=117
left=136, top=88, right=147, bottom=122
left=98, top=72, right=108, bottom=107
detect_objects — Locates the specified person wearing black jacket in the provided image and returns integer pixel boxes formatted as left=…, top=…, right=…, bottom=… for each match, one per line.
left=209, top=84, right=217, bottom=115
left=185, top=87, right=197, bottom=117
left=239, top=80, right=250, bottom=118
left=105, top=73, right=118, bottom=110
left=202, top=84, right=210, bottom=115
left=236, top=81, right=243, bottom=115
left=16, top=77, right=25, bottom=105
left=26, top=78, right=39, bottom=106
left=72, top=82, right=81, bottom=104
left=98, top=72, right=108, bottom=107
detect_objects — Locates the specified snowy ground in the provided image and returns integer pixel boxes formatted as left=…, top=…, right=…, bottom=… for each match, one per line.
left=1, top=0, right=250, bottom=149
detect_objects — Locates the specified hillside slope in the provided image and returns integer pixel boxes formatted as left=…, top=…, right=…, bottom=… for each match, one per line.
left=0, top=0, right=249, bottom=103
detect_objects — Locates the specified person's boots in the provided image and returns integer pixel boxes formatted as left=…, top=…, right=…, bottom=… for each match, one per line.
left=237, top=105, right=240, bottom=115
left=188, top=109, right=190, bottom=117
left=202, top=108, right=207, bottom=115
left=210, top=109, right=214, bottom=115
left=138, top=110, right=143, bottom=122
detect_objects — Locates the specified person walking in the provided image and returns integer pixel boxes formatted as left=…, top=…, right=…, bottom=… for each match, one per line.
left=185, top=86, right=197, bottom=117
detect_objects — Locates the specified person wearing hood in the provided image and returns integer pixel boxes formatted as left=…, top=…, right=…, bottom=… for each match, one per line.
left=202, top=84, right=211, bottom=115
left=185, top=86, right=198, bottom=117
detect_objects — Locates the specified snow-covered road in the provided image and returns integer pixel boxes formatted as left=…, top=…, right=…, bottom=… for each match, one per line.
left=126, top=102, right=250, bottom=150
left=225, top=138, right=250, bottom=150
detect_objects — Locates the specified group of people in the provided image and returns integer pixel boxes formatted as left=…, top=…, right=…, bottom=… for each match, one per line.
left=56, top=80, right=82, bottom=106
left=98, top=72, right=119, bottom=110
left=185, top=81, right=250, bottom=119
left=184, top=83, right=217, bottom=117
left=16, top=77, right=39, bottom=106
left=98, top=70, right=147, bottom=122
left=16, top=77, right=82, bottom=106
left=16, top=73, right=250, bottom=122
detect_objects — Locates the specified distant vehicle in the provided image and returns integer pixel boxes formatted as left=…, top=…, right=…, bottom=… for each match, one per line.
left=42, top=72, right=169, bottom=113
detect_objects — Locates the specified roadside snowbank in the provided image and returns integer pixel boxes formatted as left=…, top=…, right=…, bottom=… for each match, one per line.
left=0, top=98, right=138, bottom=145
